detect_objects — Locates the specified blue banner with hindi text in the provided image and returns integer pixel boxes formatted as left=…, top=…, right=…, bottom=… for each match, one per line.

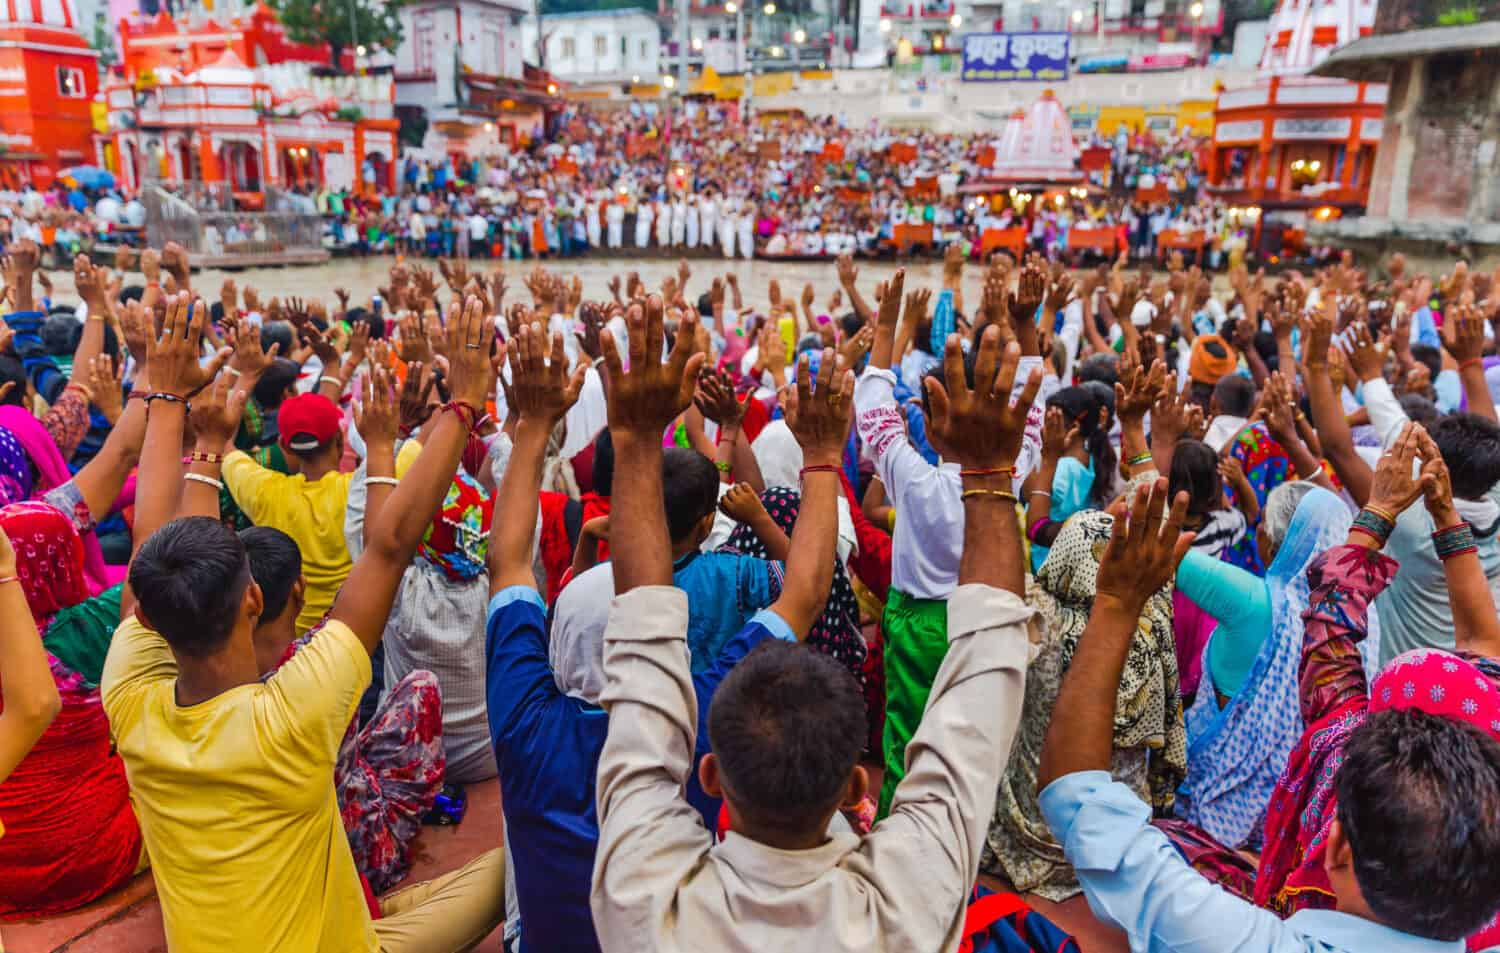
left=960, top=32, right=1070, bottom=82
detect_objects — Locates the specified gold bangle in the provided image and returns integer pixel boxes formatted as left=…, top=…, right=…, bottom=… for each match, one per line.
left=961, top=488, right=1018, bottom=503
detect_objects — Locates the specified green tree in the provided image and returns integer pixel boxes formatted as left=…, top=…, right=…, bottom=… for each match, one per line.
left=268, top=0, right=405, bottom=69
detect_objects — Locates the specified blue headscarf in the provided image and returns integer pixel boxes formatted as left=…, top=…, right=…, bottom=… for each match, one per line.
left=1180, top=485, right=1351, bottom=849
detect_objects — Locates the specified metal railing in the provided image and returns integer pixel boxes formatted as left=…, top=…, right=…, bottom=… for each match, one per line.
left=143, top=185, right=324, bottom=257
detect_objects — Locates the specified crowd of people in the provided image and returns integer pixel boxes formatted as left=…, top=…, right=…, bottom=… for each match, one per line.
left=2, top=227, right=1500, bottom=953
left=1, top=105, right=1235, bottom=268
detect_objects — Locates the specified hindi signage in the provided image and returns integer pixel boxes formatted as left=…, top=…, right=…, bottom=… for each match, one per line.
left=961, top=32, right=1070, bottom=82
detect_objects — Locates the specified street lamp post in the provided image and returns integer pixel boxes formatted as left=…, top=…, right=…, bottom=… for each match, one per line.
left=1189, top=1, right=1204, bottom=59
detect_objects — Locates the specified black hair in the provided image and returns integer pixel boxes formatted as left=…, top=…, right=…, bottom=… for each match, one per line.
left=260, top=320, right=295, bottom=359
left=253, top=357, right=301, bottom=409
left=592, top=428, right=615, bottom=498
left=1213, top=374, right=1256, bottom=418
left=40, top=313, right=82, bottom=357
left=922, top=344, right=978, bottom=421
left=1045, top=385, right=1117, bottom=507
left=117, top=285, right=144, bottom=305
left=1253, top=331, right=1279, bottom=371
left=1188, top=379, right=1215, bottom=411
left=1168, top=439, right=1221, bottom=517
left=209, top=300, right=225, bottom=325
left=662, top=447, right=720, bottom=543
left=240, top=526, right=301, bottom=624
left=129, top=516, right=252, bottom=658
left=1410, top=344, right=1442, bottom=381
left=1075, top=352, right=1118, bottom=389
left=0, top=356, right=26, bottom=407
left=707, top=640, right=867, bottom=830
left=1431, top=412, right=1500, bottom=500
left=1336, top=708, right=1500, bottom=940
left=1399, top=393, right=1439, bottom=430
left=838, top=312, right=863, bottom=340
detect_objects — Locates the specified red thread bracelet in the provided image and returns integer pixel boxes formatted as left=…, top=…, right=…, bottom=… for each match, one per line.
left=800, top=464, right=840, bottom=477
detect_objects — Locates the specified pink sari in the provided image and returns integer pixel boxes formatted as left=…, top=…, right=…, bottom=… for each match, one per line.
left=0, top=405, right=113, bottom=593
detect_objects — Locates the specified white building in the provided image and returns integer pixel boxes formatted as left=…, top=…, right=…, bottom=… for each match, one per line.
left=393, top=0, right=544, bottom=152
left=521, top=8, right=663, bottom=86
left=394, top=0, right=531, bottom=114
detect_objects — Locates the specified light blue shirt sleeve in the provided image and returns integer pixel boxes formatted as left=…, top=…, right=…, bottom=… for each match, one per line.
left=1434, top=369, right=1462, bottom=415
left=1414, top=307, right=1441, bottom=351
left=1039, top=771, right=1307, bottom=953
left=487, top=585, right=545, bottom=621
left=749, top=607, right=796, bottom=643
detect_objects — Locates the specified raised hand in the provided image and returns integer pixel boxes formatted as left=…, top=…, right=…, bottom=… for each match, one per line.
left=693, top=367, right=745, bottom=425
left=718, top=482, right=769, bottom=525
left=161, top=241, right=191, bottom=286
left=839, top=322, right=875, bottom=368
left=440, top=294, right=497, bottom=410
left=1045, top=273, right=1075, bottom=313
left=836, top=252, right=859, bottom=288
left=1368, top=421, right=1428, bottom=517
left=1341, top=321, right=1385, bottom=382
left=190, top=370, right=251, bottom=450
left=356, top=362, right=400, bottom=451
left=1095, top=479, right=1194, bottom=612
left=1413, top=424, right=1457, bottom=528
left=85, top=355, right=124, bottom=424
left=1115, top=354, right=1166, bottom=425
left=924, top=325, right=1042, bottom=470
left=783, top=349, right=854, bottom=467
left=507, top=320, right=586, bottom=426
left=227, top=317, right=280, bottom=380
left=146, top=293, right=230, bottom=398
left=1041, top=406, right=1078, bottom=462
left=577, top=300, right=607, bottom=361
left=1442, top=303, right=1486, bottom=364
left=1009, top=262, right=1047, bottom=323
left=601, top=295, right=705, bottom=435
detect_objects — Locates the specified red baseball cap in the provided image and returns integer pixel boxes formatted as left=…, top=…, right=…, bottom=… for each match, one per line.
left=277, top=393, right=342, bottom=453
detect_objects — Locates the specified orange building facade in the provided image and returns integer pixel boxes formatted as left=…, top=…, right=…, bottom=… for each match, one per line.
left=98, top=7, right=398, bottom=198
left=0, top=0, right=100, bottom=188
left=1208, top=0, right=1385, bottom=211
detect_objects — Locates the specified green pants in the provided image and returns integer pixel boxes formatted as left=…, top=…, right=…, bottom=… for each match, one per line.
left=877, top=588, right=950, bottom=818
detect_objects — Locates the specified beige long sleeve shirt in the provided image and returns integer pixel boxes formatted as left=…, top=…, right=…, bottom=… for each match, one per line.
left=590, top=583, right=1033, bottom=953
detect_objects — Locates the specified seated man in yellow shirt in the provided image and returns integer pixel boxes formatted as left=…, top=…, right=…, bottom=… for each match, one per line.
left=223, top=391, right=352, bottom=634
left=101, top=293, right=505, bottom=953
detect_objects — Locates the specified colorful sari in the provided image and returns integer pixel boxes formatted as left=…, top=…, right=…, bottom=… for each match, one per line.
left=1180, top=486, right=1348, bottom=849
left=0, top=501, right=142, bottom=919
left=1256, top=544, right=1500, bottom=950
left=0, top=405, right=115, bottom=593
left=1222, top=422, right=1290, bottom=575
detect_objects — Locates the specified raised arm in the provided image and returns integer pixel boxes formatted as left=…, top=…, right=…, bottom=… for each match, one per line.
left=867, top=268, right=905, bottom=371
left=863, top=327, right=1041, bottom=931
left=1442, top=304, right=1497, bottom=423
left=604, top=295, right=706, bottom=594
left=1304, top=297, right=1372, bottom=505
left=1040, top=479, right=1192, bottom=787
left=68, top=255, right=112, bottom=391
left=178, top=373, right=250, bottom=521
left=0, top=525, right=60, bottom=785
left=330, top=295, right=494, bottom=652
left=837, top=253, right=873, bottom=325
left=488, top=322, right=586, bottom=595
left=1415, top=426, right=1500, bottom=658
left=121, top=293, right=230, bottom=618
left=769, top=348, right=854, bottom=637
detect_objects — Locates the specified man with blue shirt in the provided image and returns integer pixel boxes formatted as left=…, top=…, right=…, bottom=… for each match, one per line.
left=1036, top=478, right=1500, bottom=953
left=482, top=310, right=843, bottom=953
